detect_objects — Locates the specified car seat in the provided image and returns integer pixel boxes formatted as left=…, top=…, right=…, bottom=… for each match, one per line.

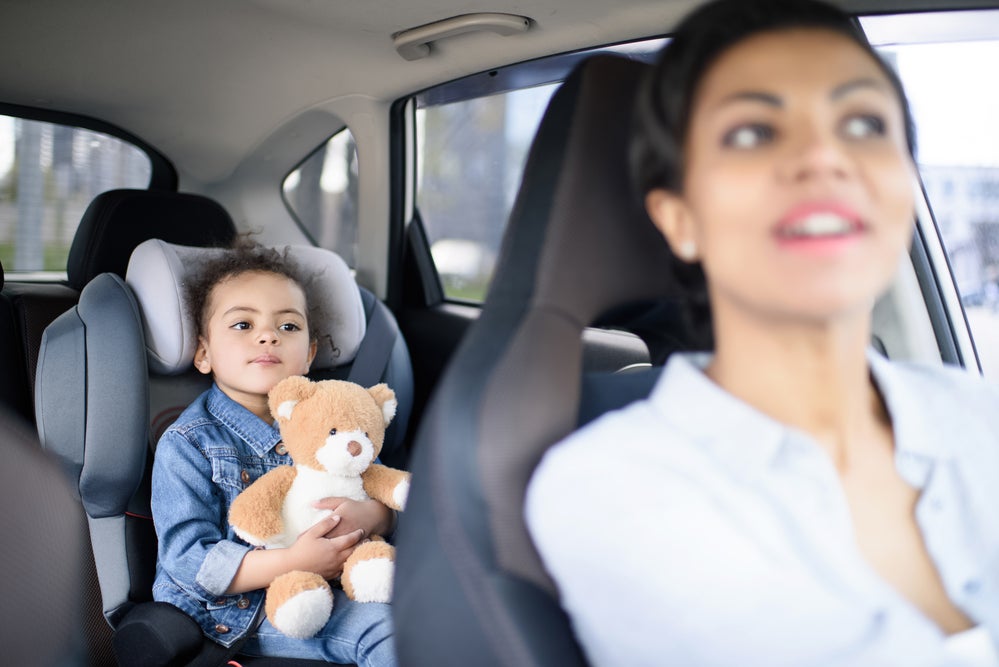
left=35, top=235, right=412, bottom=662
left=393, top=54, right=699, bottom=665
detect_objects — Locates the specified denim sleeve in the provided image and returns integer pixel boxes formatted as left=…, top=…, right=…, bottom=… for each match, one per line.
left=151, top=429, right=251, bottom=600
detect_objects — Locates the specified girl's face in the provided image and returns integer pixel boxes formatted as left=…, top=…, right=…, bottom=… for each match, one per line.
left=194, top=270, right=317, bottom=417
left=647, top=28, right=916, bottom=327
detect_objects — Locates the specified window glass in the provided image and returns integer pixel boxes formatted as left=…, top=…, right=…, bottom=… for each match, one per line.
left=283, top=129, right=359, bottom=267
left=0, top=116, right=150, bottom=274
left=417, top=85, right=556, bottom=301
left=414, top=39, right=663, bottom=302
left=864, top=11, right=999, bottom=374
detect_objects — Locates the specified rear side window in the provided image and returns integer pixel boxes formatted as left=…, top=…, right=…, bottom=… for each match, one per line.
left=283, top=129, right=359, bottom=267
left=0, top=115, right=151, bottom=274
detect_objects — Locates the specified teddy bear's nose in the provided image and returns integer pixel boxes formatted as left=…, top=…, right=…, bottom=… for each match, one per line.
left=347, top=441, right=362, bottom=457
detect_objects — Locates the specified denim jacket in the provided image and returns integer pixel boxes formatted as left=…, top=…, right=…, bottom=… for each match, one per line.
left=151, top=383, right=291, bottom=647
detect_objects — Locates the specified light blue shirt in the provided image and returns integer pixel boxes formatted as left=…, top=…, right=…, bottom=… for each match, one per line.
left=526, top=351, right=999, bottom=667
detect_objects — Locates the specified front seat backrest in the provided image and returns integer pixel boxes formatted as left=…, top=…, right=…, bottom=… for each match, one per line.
left=394, top=54, right=681, bottom=666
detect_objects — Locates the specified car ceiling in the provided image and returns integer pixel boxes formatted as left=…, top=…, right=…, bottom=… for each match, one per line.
left=0, top=0, right=993, bottom=185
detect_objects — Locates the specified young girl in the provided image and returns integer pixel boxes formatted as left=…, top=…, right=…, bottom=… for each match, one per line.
left=151, top=242, right=397, bottom=666
left=527, top=1, right=999, bottom=665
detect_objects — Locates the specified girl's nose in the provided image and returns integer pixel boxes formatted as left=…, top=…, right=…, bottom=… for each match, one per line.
left=258, top=328, right=278, bottom=344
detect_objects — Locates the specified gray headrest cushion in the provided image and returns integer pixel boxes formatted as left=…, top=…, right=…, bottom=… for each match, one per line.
left=126, top=239, right=365, bottom=375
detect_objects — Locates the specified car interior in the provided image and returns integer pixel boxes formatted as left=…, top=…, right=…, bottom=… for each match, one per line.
left=1, top=0, right=998, bottom=665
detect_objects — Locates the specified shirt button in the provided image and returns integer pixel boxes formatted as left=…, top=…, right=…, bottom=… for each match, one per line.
left=215, top=623, right=230, bottom=634
left=930, top=498, right=945, bottom=511
left=240, top=470, right=250, bottom=484
left=964, top=580, right=982, bottom=595
left=237, top=597, right=250, bottom=609
left=275, top=443, right=288, bottom=456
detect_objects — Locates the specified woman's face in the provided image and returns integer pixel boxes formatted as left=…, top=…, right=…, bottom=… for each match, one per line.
left=647, top=28, right=916, bottom=326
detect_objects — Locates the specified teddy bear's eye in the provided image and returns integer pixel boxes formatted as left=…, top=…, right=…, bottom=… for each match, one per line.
left=364, top=432, right=369, bottom=439
left=329, top=428, right=337, bottom=436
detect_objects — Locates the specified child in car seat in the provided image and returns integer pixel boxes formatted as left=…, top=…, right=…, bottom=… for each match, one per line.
left=527, top=0, right=999, bottom=665
left=151, top=240, right=398, bottom=666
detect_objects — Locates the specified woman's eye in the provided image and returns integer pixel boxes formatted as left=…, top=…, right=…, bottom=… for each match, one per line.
left=722, top=123, right=774, bottom=149
left=841, top=114, right=885, bottom=139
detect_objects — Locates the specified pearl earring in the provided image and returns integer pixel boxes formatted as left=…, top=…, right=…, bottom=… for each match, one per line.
left=678, top=240, right=697, bottom=261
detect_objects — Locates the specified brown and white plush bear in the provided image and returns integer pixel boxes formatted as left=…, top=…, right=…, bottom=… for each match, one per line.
left=229, top=376, right=410, bottom=639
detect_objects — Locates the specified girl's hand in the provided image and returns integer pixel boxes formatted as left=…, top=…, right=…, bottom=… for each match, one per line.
left=288, top=515, right=365, bottom=579
left=313, top=497, right=394, bottom=539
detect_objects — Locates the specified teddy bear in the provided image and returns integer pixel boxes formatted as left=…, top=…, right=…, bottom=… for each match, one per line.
left=228, top=376, right=410, bottom=639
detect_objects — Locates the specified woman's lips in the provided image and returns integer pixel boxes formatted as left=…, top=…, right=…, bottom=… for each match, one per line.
left=774, top=202, right=866, bottom=253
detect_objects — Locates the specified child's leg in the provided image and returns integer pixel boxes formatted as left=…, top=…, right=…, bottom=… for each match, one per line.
left=240, top=588, right=396, bottom=667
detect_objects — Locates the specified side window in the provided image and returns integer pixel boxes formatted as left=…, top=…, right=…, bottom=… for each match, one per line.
left=416, top=86, right=557, bottom=301
left=864, top=10, right=999, bottom=374
left=0, top=115, right=151, bottom=275
left=413, top=40, right=663, bottom=303
left=283, top=129, right=359, bottom=267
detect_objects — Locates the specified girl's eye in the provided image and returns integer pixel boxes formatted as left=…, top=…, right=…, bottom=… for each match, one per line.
left=841, top=114, right=885, bottom=140
left=722, top=123, right=775, bottom=149
left=279, top=322, right=301, bottom=332
left=231, top=321, right=250, bottom=330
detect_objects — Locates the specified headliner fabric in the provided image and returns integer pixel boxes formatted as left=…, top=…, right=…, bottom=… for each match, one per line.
left=67, top=189, right=236, bottom=290
left=126, top=239, right=365, bottom=375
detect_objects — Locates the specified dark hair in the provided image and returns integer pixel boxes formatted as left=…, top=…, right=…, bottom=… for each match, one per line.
left=186, top=237, right=321, bottom=341
left=629, top=0, right=918, bottom=346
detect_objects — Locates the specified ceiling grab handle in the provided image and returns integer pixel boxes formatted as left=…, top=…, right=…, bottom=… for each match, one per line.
left=393, top=13, right=532, bottom=61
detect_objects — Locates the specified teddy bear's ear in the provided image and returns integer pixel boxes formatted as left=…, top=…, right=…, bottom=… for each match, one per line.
left=268, top=375, right=317, bottom=423
left=367, top=383, right=397, bottom=426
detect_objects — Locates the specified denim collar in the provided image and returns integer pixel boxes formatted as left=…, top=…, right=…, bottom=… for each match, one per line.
left=649, top=350, right=955, bottom=479
left=205, top=383, right=283, bottom=457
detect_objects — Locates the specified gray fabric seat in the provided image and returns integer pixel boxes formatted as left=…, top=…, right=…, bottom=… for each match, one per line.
left=394, top=54, right=697, bottom=665
left=34, top=197, right=413, bottom=665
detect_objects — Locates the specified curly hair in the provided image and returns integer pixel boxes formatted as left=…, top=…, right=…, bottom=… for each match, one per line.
left=185, top=237, right=323, bottom=342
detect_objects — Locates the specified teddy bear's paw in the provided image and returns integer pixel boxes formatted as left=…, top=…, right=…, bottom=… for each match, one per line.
left=271, top=586, right=334, bottom=638
left=345, top=557, right=394, bottom=603
left=266, top=572, right=334, bottom=639
left=393, top=478, right=410, bottom=511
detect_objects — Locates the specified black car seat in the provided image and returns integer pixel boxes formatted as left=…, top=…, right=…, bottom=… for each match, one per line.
left=35, top=232, right=412, bottom=662
left=393, top=54, right=698, bottom=665
left=1, top=189, right=238, bottom=427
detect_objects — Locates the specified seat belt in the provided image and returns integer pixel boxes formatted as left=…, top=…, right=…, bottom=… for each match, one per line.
left=347, top=291, right=398, bottom=388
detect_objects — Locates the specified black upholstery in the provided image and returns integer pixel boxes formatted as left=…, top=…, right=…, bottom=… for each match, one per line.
left=0, top=261, right=34, bottom=421
left=0, top=188, right=238, bottom=427
left=67, top=188, right=236, bottom=290
left=394, top=55, right=686, bottom=665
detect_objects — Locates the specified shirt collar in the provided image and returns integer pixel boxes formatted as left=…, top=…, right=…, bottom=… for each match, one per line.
left=205, top=383, right=283, bottom=457
left=649, top=352, right=787, bottom=476
left=649, top=350, right=954, bottom=478
left=866, top=350, right=955, bottom=461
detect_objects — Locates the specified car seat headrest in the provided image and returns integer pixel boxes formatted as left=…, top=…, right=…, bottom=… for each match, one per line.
left=126, top=239, right=365, bottom=375
left=67, top=189, right=237, bottom=290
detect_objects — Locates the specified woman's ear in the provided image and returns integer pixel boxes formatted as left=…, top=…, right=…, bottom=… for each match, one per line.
left=645, top=188, right=699, bottom=263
